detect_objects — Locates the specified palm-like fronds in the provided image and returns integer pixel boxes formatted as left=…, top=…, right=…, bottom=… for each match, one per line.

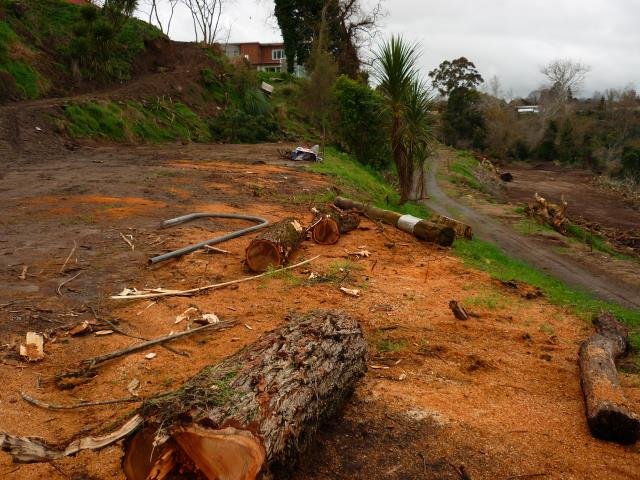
left=374, top=36, right=420, bottom=108
left=403, top=79, right=436, bottom=167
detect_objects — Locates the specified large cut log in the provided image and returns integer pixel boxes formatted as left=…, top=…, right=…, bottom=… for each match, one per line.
left=245, top=217, right=305, bottom=272
left=334, top=196, right=455, bottom=247
left=578, top=312, right=640, bottom=444
left=431, top=214, right=473, bottom=240
left=123, top=310, right=367, bottom=479
left=310, top=205, right=360, bottom=245
left=525, top=192, right=568, bottom=233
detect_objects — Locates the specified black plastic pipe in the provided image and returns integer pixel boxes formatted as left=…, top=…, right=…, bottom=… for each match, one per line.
left=149, top=212, right=270, bottom=264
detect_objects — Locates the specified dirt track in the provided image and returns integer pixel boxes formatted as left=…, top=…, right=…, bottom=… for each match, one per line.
left=423, top=150, right=640, bottom=309
left=1, top=144, right=639, bottom=479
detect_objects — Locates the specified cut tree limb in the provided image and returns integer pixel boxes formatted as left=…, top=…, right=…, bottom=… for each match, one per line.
left=123, top=310, right=367, bottom=480
left=432, top=214, right=473, bottom=240
left=310, top=206, right=360, bottom=245
left=449, top=300, right=469, bottom=321
left=334, top=197, right=455, bottom=247
left=578, top=312, right=640, bottom=444
left=245, top=218, right=305, bottom=272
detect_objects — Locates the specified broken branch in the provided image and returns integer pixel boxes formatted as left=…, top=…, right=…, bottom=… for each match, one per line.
left=21, top=392, right=140, bottom=411
left=111, top=256, right=320, bottom=300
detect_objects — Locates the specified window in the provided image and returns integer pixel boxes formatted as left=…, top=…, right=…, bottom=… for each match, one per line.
left=272, top=49, right=285, bottom=60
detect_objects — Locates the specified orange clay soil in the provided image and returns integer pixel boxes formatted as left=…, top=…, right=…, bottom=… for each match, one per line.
left=0, top=143, right=638, bottom=479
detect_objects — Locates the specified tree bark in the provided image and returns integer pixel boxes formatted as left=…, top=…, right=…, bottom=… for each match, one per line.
left=123, top=310, right=367, bottom=480
left=578, top=312, right=640, bottom=444
left=431, top=214, right=473, bottom=240
left=245, top=218, right=305, bottom=272
left=310, top=206, right=360, bottom=245
left=333, top=197, right=455, bottom=247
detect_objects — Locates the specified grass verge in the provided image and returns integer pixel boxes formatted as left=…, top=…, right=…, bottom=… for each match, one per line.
left=453, top=238, right=640, bottom=348
left=311, top=148, right=431, bottom=218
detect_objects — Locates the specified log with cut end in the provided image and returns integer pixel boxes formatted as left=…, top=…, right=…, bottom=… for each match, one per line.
left=123, top=310, right=367, bottom=480
left=310, top=206, right=360, bottom=245
left=245, top=217, right=305, bottom=272
left=578, top=312, right=640, bottom=444
left=431, top=214, right=473, bottom=240
left=333, top=197, right=455, bottom=247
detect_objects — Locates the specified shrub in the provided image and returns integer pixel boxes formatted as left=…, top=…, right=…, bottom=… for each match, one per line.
left=621, top=146, right=640, bottom=182
left=333, top=75, right=390, bottom=169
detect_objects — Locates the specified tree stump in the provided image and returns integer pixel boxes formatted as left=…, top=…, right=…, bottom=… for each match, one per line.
left=123, top=310, right=367, bottom=480
left=310, top=206, right=360, bottom=245
left=245, top=218, right=305, bottom=272
left=578, top=312, right=640, bottom=444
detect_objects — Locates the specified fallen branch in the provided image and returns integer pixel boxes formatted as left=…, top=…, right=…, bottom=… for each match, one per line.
left=449, top=300, right=469, bottom=321
left=60, top=241, right=77, bottom=274
left=56, top=272, right=82, bottom=296
left=21, top=392, right=140, bottom=411
left=111, top=255, right=320, bottom=300
left=81, top=320, right=237, bottom=367
left=0, top=414, right=142, bottom=463
left=119, top=232, right=135, bottom=251
left=203, top=245, right=230, bottom=254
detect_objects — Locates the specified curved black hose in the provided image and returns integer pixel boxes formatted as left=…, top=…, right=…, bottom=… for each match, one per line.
left=149, top=213, right=270, bottom=264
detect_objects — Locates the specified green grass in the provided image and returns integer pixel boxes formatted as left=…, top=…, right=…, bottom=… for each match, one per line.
left=449, top=150, right=484, bottom=191
left=453, top=238, right=640, bottom=347
left=311, top=147, right=431, bottom=219
left=0, top=59, right=41, bottom=98
left=62, top=100, right=211, bottom=142
left=514, top=218, right=556, bottom=236
left=565, top=222, right=629, bottom=259
left=376, top=336, right=408, bottom=353
left=464, top=290, right=510, bottom=310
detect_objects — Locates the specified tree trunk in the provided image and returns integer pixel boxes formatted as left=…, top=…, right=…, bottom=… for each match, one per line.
left=245, top=218, right=305, bottom=272
left=123, top=310, right=367, bottom=480
left=578, top=312, right=640, bottom=444
left=431, top=214, right=473, bottom=240
left=334, top=197, right=455, bottom=247
left=310, top=206, right=360, bottom=245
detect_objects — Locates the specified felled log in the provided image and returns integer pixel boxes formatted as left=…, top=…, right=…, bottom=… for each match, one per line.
left=245, top=218, right=305, bottom=272
left=123, top=310, right=367, bottom=480
left=310, top=206, right=360, bottom=245
left=525, top=193, right=568, bottom=233
left=578, top=312, right=640, bottom=444
left=334, top=197, right=455, bottom=247
left=431, top=214, right=473, bottom=240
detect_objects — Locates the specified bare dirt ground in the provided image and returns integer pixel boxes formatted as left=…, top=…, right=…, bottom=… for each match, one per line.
left=426, top=149, right=640, bottom=310
left=1, top=143, right=639, bottom=479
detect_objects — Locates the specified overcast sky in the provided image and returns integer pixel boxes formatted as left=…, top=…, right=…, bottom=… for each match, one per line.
left=138, top=0, right=640, bottom=98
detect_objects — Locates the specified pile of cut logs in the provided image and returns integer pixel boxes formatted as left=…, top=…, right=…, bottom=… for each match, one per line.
left=525, top=192, right=568, bottom=233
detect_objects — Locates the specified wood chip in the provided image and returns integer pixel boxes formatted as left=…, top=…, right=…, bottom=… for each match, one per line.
left=145, top=352, right=157, bottom=360
left=348, top=250, right=371, bottom=258
left=18, top=266, right=28, bottom=280
left=340, top=287, right=361, bottom=298
left=370, top=364, right=390, bottom=370
left=244, top=323, right=253, bottom=330
left=69, top=321, right=91, bottom=336
left=175, top=307, right=200, bottom=324
left=94, top=330, right=114, bottom=336
left=127, top=378, right=140, bottom=397
left=19, top=332, right=44, bottom=362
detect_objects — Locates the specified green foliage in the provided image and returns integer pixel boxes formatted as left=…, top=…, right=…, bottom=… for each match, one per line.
left=536, top=120, right=558, bottom=160
left=374, top=36, right=435, bottom=203
left=0, top=20, right=16, bottom=56
left=453, top=238, right=640, bottom=340
left=376, top=336, right=408, bottom=353
left=428, top=57, right=484, bottom=97
left=333, top=75, right=390, bottom=168
left=311, top=147, right=431, bottom=219
left=621, top=146, right=640, bottom=182
left=62, top=99, right=211, bottom=142
left=442, top=87, right=486, bottom=148
left=557, top=118, right=576, bottom=163
left=209, top=106, right=278, bottom=143
left=1, top=58, right=40, bottom=98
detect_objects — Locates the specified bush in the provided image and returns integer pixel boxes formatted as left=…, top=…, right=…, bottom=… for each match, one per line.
left=209, top=107, right=278, bottom=143
left=442, top=87, right=486, bottom=149
left=621, top=146, right=640, bottom=181
left=333, top=75, right=390, bottom=169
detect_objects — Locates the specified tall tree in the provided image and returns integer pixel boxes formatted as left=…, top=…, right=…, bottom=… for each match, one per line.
left=428, top=57, right=483, bottom=98
left=274, top=0, right=383, bottom=76
left=181, top=0, right=224, bottom=44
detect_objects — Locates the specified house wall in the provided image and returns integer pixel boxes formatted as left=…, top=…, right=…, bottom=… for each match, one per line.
left=238, top=43, right=261, bottom=65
